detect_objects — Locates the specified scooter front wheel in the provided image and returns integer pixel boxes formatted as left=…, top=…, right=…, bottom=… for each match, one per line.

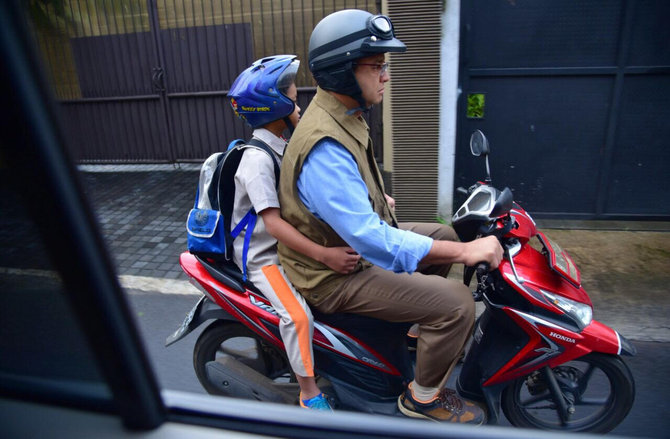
left=501, top=352, right=634, bottom=433
left=193, top=321, right=294, bottom=395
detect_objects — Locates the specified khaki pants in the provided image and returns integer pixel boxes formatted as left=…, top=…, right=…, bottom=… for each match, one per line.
left=313, top=223, right=474, bottom=388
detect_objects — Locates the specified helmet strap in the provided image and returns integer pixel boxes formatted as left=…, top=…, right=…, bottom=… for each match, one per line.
left=315, top=62, right=371, bottom=115
left=345, top=91, right=370, bottom=115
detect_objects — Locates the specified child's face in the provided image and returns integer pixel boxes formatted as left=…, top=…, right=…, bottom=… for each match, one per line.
left=285, top=83, right=301, bottom=129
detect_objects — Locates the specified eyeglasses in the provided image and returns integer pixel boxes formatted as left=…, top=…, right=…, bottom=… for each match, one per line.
left=354, top=62, right=389, bottom=77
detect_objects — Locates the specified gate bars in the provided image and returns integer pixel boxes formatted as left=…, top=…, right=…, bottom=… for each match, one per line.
left=25, top=0, right=379, bottom=163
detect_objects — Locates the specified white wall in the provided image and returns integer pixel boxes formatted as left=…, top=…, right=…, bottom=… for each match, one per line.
left=438, top=0, right=461, bottom=220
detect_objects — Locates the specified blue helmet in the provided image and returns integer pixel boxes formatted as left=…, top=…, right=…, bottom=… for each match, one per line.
left=229, top=55, right=299, bottom=129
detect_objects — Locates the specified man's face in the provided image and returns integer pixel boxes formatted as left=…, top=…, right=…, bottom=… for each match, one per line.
left=353, top=53, right=389, bottom=107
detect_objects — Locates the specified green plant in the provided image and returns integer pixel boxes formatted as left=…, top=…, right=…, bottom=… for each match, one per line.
left=467, top=93, right=485, bottom=119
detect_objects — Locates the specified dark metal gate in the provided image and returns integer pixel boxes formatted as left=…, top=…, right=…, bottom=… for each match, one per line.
left=27, top=0, right=381, bottom=163
left=456, top=0, right=670, bottom=220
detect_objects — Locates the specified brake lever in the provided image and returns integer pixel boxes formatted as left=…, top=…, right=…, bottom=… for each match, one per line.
left=478, top=214, right=515, bottom=239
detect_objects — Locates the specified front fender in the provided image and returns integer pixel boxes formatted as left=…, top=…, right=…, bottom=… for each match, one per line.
left=616, top=332, right=637, bottom=356
left=165, top=296, right=234, bottom=347
left=582, top=320, right=637, bottom=357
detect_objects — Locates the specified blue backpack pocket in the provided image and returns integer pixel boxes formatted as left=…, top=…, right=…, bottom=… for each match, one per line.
left=186, top=208, right=226, bottom=255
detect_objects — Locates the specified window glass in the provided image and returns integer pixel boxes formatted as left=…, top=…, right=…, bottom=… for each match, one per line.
left=0, top=171, right=109, bottom=394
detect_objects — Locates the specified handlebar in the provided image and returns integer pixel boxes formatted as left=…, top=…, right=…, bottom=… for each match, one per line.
left=471, top=216, right=514, bottom=276
left=476, top=262, right=490, bottom=276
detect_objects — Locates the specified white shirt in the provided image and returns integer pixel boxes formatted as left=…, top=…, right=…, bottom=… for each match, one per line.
left=231, top=128, right=285, bottom=272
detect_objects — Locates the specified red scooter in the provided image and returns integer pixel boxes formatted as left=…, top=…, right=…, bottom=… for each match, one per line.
left=166, top=130, right=635, bottom=433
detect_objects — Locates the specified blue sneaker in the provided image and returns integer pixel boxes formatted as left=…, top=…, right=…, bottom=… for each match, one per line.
left=300, top=393, right=333, bottom=411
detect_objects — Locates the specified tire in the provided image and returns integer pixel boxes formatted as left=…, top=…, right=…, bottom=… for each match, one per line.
left=193, top=321, right=293, bottom=395
left=501, top=353, right=635, bottom=433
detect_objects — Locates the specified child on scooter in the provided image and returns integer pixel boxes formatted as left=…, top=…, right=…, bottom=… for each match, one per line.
left=228, top=55, right=360, bottom=411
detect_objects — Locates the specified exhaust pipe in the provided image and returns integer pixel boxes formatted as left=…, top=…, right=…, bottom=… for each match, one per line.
left=205, top=356, right=298, bottom=405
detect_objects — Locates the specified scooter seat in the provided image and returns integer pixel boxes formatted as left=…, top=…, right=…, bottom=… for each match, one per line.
left=193, top=254, right=263, bottom=296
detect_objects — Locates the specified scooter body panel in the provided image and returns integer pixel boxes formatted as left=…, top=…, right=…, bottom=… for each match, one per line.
left=508, top=204, right=537, bottom=244
left=501, top=245, right=591, bottom=308
left=179, top=251, right=413, bottom=408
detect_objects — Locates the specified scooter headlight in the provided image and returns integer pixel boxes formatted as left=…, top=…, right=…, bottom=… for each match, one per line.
left=541, top=289, right=592, bottom=328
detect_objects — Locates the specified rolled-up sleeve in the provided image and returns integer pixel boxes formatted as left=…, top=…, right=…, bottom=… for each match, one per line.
left=297, top=139, right=433, bottom=273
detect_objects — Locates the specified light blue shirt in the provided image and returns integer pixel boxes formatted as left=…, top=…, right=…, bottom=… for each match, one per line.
left=297, top=138, right=433, bottom=273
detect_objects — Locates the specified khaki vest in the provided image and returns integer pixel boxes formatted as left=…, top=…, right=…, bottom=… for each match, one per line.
left=278, top=87, right=397, bottom=304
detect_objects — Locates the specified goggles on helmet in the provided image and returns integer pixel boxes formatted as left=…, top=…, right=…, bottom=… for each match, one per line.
left=367, top=15, right=394, bottom=40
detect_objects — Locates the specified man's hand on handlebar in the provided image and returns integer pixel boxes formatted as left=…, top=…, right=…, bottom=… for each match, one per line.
left=422, top=235, right=504, bottom=268
left=463, top=236, right=503, bottom=270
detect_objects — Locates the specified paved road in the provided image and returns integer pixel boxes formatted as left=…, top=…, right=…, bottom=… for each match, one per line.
left=128, top=289, right=669, bottom=438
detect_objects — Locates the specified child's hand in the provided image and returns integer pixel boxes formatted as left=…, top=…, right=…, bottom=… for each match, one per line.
left=384, top=193, right=396, bottom=212
left=321, top=246, right=360, bottom=273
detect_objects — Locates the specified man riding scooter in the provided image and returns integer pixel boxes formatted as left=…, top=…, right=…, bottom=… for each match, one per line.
left=278, top=9, right=503, bottom=424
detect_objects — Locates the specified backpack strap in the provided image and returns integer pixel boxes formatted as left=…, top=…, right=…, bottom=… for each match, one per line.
left=218, top=137, right=281, bottom=281
left=246, top=137, right=280, bottom=188
left=227, top=138, right=247, bottom=151
left=228, top=209, right=256, bottom=281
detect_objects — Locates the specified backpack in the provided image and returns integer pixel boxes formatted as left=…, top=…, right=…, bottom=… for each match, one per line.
left=186, top=138, right=279, bottom=280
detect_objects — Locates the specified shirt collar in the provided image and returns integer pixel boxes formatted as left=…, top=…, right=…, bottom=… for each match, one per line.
left=314, top=87, right=370, bottom=148
left=252, top=128, right=287, bottom=156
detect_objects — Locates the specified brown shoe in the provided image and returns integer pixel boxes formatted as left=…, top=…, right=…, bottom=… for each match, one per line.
left=398, top=385, right=486, bottom=425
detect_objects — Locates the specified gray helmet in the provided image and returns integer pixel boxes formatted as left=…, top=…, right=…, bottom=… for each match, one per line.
left=308, top=9, right=406, bottom=107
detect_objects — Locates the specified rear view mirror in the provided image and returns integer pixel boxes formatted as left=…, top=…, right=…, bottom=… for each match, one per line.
left=469, top=130, right=492, bottom=183
left=470, top=129, right=490, bottom=157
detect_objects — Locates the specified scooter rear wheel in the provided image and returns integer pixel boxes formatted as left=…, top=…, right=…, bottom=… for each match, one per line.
left=501, top=352, right=634, bottom=433
left=193, top=321, right=294, bottom=395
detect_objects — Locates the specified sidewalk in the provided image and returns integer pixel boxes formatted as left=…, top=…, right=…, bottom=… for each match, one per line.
left=78, top=165, right=670, bottom=342
left=79, top=164, right=199, bottom=284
